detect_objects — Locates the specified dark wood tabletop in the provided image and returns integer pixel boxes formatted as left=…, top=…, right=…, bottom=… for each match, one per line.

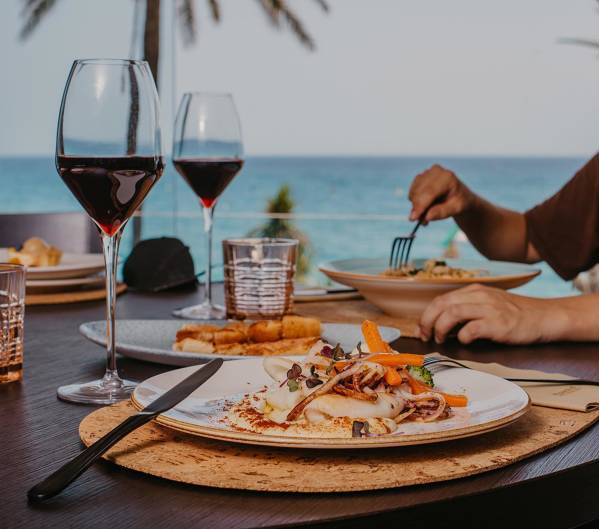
left=2, top=285, right=599, bottom=529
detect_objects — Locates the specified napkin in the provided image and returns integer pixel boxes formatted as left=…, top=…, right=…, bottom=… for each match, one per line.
left=429, top=354, right=599, bottom=412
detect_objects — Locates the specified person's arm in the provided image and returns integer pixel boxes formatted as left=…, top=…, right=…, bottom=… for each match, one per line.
left=417, top=284, right=599, bottom=344
left=408, top=165, right=540, bottom=263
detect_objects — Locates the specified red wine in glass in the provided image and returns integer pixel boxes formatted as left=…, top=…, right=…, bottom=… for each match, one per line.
left=173, top=158, right=243, bottom=207
left=55, top=58, right=162, bottom=405
left=172, top=92, right=243, bottom=320
left=57, top=155, right=164, bottom=235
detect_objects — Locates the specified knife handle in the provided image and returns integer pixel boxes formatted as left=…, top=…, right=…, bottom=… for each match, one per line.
left=28, top=412, right=153, bottom=502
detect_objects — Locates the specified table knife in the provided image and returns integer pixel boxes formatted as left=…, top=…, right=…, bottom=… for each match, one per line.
left=28, top=358, right=223, bottom=502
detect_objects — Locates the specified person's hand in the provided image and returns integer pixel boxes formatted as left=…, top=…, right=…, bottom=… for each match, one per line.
left=417, top=284, right=566, bottom=345
left=408, top=164, right=475, bottom=223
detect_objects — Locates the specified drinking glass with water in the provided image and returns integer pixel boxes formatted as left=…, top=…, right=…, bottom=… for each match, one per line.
left=223, top=238, right=297, bottom=320
left=0, top=264, right=25, bottom=383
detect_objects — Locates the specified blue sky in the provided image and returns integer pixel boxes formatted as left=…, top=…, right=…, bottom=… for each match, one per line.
left=2, top=0, right=599, bottom=156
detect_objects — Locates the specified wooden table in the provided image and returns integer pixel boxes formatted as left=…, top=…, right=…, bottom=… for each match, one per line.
left=2, top=285, right=599, bottom=529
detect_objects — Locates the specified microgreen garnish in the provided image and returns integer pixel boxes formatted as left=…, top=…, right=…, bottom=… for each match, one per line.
left=287, top=363, right=302, bottom=380
left=357, top=341, right=365, bottom=358
left=332, top=344, right=345, bottom=361
left=320, top=345, right=333, bottom=358
left=305, top=378, right=323, bottom=389
left=352, top=420, right=370, bottom=438
left=285, top=363, right=303, bottom=392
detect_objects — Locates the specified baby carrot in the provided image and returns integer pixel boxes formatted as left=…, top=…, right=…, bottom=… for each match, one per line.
left=407, top=374, right=468, bottom=407
left=439, top=393, right=469, bottom=407
left=361, top=320, right=392, bottom=353
left=367, top=353, right=424, bottom=367
left=384, top=367, right=403, bottom=386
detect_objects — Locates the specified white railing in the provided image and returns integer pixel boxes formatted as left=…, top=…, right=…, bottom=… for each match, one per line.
left=132, top=210, right=408, bottom=221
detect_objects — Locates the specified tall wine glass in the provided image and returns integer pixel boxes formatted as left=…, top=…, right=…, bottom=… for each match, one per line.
left=55, top=59, right=163, bottom=404
left=172, top=92, right=244, bottom=320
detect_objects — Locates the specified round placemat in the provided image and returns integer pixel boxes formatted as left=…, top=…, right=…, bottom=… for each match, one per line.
left=79, top=401, right=599, bottom=493
left=26, top=282, right=127, bottom=305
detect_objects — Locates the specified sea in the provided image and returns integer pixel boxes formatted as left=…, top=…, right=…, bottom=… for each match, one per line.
left=0, top=155, right=587, bottom=298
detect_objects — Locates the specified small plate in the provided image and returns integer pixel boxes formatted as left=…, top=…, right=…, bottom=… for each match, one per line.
left=26, top=275, right=105, bottom=294
left=0, top=249, right=104, bottom=279
left=131, top=360, right=531, bottom=449
left=79, top=319, right=401, bottom=365
left=320, top=257, right=541, bottom=318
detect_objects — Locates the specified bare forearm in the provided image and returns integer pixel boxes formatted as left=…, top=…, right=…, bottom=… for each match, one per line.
left=455, top=193, right=536, bottom=263
left=545, top=294, right=599, bottom=342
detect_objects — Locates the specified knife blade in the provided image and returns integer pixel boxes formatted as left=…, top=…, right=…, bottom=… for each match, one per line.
left=28, top=358, right=223, bottom=502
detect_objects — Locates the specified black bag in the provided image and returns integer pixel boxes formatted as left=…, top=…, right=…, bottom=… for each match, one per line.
left=123, top=237, right=197, bottom=292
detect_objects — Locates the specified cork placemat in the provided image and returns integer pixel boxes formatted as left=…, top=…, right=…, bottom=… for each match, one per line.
left=79, top=401, right=599, bottom=493
left=26, top=283, right=127, bottom=305
left=296, top=298, right=419, bottom=338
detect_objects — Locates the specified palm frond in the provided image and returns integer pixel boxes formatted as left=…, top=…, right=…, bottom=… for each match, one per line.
left=255, top=0, right=281, bottom=27
left=559, top=37, right=599, bottom=50
left=177, top=0, right=197, bottom=45
left=256, top=0, right=316, bottom=50
left=207, top=0, right=221, bottom=23
left=312, top=0, right=329, bottom=13
left=19, top=0, right=57, bottom=40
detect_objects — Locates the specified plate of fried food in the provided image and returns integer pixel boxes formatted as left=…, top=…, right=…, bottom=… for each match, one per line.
left=79, top=316, right=401, bottom=366
left=320, top=257, right=541, bottom=317
left=0, top=237, right=104, bottom=279
left=131, top=320, right=530, bottom=448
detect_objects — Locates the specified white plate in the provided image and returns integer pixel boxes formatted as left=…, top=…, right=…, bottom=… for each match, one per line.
left=79, top=319, right=401, bottom=366
left=320, top=257, right=541, bottom=318
left=26, top=275, right=105, bottom=293
left=0, top=249, right=104, bottom=279
left=131, top=360, right=531, bottom=449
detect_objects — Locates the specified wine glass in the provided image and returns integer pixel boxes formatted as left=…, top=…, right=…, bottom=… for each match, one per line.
left=55, top=59, right=163, bottom=404
left=172, top=92, right=244, bottom=320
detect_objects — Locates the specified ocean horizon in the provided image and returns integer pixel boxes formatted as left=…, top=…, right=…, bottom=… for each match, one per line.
left=0, top=154, right=587, bottom=298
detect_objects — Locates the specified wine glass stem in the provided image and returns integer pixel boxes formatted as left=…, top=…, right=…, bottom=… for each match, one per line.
left=203, top=205, right=215, bottom=306
left=101, top=230, right=123, bottom=383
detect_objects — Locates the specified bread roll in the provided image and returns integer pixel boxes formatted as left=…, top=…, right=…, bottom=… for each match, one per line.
left=173, top=338, right=214, bottom=353
left=224, top=321, right=249, bottom=340
left=213, top=337, right=317, bottom=356
left=175, top=324, right=219, bottom=343
left=214, top=343, right=249, bottom=356
left=213, top=327, right=248, bottom=345
left=248, top=320, right=282, bottom=343
left=173, top=317, right=321, bottom=356
left=281, top=315, right=321, bottom=339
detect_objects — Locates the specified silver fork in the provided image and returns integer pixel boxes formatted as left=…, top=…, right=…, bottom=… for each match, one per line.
left=389, top=216, right=424, bottom=270
left=423, top=354, right=599, bottom=386
left=389, top=202, right=438, bottom=270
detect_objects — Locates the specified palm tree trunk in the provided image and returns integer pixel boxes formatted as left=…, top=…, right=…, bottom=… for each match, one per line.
left=132, top=0, right=161, bottom=245
left=126, top=65, right=139, bottom=155
left=144, top=0, right=161, bottom=83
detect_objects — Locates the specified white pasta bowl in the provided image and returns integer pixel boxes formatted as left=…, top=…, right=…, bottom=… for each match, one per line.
left=319, top=257, right=541, bottom=318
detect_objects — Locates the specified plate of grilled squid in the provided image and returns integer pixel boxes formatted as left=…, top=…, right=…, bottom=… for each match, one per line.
left=79, top=316, right=401, bottom=366
left=131, top=320, right=530, bottom=448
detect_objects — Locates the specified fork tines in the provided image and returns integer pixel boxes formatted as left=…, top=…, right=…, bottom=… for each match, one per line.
left=389, top=235, right=415, bottom=269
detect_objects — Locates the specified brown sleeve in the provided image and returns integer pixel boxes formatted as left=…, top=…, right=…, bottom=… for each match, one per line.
left=525, top=153, right=599, bottom=280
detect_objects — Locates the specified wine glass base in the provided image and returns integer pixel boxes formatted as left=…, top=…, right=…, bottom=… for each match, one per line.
left=172, top=302, right=226, bottom=320
left=57, top=378, right=137, bottom=405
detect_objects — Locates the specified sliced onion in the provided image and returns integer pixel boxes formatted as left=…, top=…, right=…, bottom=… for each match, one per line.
left=396, top=389, right=447, bottom=422
left=286, top=364, right=362, bottom=422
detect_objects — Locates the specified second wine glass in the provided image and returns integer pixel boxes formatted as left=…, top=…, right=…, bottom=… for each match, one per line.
left=172, top=92, right=244, bottom=320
